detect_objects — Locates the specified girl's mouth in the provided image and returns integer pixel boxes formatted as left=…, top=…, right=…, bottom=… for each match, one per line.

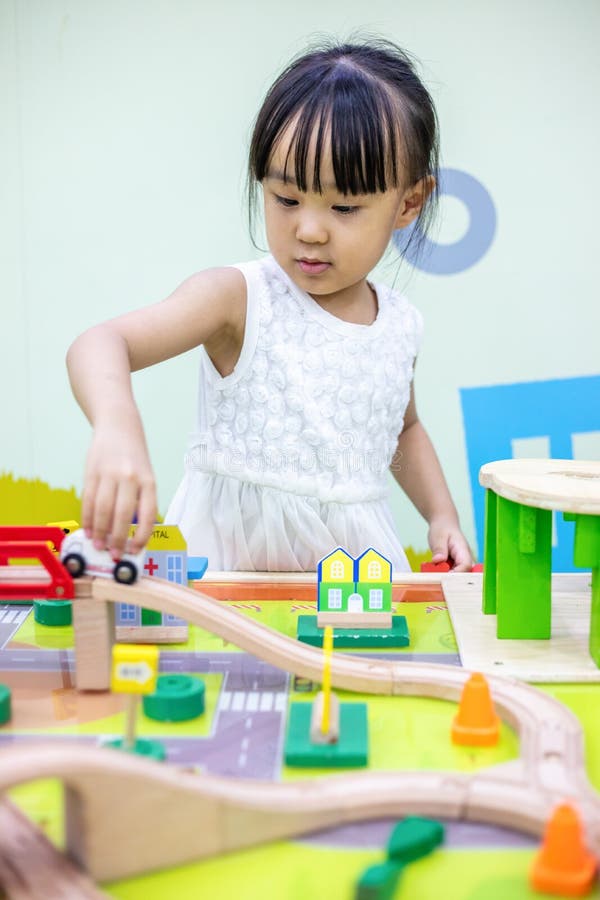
left=297, top=259, right=331, bottom=275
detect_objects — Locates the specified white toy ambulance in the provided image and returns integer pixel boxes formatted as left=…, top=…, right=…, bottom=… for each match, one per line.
left=60, top=528, right=145, bottom=585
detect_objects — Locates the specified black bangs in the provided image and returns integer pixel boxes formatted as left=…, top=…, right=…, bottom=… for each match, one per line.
left=274, top=70, right=400, bottom=196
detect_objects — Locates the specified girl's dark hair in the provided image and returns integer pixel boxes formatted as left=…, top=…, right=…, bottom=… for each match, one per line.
left=248, top=38, right=440, bottom=253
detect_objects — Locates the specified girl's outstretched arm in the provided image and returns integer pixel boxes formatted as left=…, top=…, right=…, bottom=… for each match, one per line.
left=390, top=381, right=473, bottom=571
left=66, top=267, right=246, bottom=558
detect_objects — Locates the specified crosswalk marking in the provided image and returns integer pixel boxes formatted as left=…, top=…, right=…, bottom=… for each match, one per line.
left=0, top=607, right=30, bottom=625
left=219, top=691, right=232, bottom=710
left=231, top=691, right=245, bottom=711
left=219, top=689, right=287, bottom=714
left=246, top=692, right=259, bottom=711
left=259, top=692, right=273, bottom=712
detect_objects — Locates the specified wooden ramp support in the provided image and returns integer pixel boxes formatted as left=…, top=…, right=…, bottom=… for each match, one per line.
left=0, top=798, right=109, bottom=899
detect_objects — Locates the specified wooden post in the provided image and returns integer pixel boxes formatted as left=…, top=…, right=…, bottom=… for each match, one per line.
left=72, top=599, right=115, bottom=691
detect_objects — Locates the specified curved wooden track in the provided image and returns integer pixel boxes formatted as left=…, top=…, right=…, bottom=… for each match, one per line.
left=0, top=574, right=598, bottom=884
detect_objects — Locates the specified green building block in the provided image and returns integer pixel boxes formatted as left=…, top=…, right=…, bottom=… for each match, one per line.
left=141, top=608, right=162, bottom=626
left=590, top=568, right=600, bottom=669
left=495, top=496, right=552, bottom=638
left=482, top=489, right=497, bottom=614
left=284, top=701, right=368, bottom=767
left=386, top=816, right=445, bottom=864
left=355, top=860, right=403, bottom=900
left=143, top=675, right=205, bottom=722
left=518, top=504, right=538, bottom=553
left=571, top=514, right=600, bottom=668
left=0, top=684, right=11, bottom=725
left=105, top=737, right=166, bottom=761
left=297, top=615, right=409, bottom=648
left=573, top=514, right=600, bottom=569
left=33, top=599, right=72, bottom=626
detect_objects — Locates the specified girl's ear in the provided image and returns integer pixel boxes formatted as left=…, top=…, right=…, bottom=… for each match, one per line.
left=394, top=175, right=436, bottom=230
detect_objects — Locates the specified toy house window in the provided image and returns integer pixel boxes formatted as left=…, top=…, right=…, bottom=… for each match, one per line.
left=120, top=604, right=137, bottom=622
left=331, top=561, right=345, bottom=579
left=328, top=588, right=342, bottom=609
left=367, top=561, right=382, bottom=579
left=165, top=614, right=184, bottom=625
left=167, top=554, right=184, bottom=584
left=368, top=589, right=383, bottom=609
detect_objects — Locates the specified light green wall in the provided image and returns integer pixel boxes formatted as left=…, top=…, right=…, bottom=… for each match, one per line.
left=2, top=1, right=599, bottom=555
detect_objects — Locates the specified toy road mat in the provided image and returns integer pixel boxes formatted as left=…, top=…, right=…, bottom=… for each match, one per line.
left=443, top=572, right=598, bottom=682
left=1, top=577, right=600, bottom=900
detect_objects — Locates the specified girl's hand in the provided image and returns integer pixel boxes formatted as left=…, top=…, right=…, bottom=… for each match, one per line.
left=81, top=419, right=157, bottom=561
left=428, top=516, right=473, bottom=572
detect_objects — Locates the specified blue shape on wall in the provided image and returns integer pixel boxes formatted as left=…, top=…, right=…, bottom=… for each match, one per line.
left=394, top=168, right=497, bottom=275
left=460, top=376, right=600, bottom=571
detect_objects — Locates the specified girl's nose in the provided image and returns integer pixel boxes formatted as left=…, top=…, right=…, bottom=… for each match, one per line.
left=296, top=213, right=328, bottom=244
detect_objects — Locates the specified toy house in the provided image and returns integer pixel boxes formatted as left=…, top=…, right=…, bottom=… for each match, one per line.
left=116, top=525, right=188, bottom=641
left=317, top=547, right=392, bottom=629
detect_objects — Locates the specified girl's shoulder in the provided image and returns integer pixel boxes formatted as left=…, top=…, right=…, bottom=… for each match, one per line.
left=374, top=280, right=424, bottom=337
left=226, top=256, right=274, bottom=303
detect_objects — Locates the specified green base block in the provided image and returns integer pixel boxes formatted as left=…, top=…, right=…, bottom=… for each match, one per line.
left=0, top=684, right=11, bottom=725
left=33, top=599, right=72, bottom=626
left=105, top=737, right=166, bottom=761
left=355, top=860, right=404, bottom=900
left=143, top=675, right=205, bottom=722
left=387, top=816, right=445, bottom=863
left=297, top=615, right=409, bottom=648
left=284, top=701, right=368, bottom=768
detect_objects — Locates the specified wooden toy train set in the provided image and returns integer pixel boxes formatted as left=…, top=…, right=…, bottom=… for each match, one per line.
left=0, top=458, right=599, bottom=898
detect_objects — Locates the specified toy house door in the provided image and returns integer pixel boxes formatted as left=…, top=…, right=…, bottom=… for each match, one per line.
left=347, top=593, right=364, bottom=613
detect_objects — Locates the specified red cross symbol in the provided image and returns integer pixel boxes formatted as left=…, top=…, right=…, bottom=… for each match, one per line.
left=144, top=557, right=159, bottom=576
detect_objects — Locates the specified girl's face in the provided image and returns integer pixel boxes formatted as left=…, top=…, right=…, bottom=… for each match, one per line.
left=262, top=128, right=428, bottom=310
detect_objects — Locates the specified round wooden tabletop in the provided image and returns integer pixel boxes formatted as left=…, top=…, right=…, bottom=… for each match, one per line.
left=479, top=459, right=600, bottom=514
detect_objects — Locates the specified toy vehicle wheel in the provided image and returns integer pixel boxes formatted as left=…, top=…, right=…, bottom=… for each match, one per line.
left=62, top=553, right=85, bottom=577
left=113, top=561, right=137, bottom=584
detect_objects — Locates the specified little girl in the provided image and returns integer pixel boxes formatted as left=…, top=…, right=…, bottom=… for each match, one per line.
left=67, top=38, right=472, bottom=573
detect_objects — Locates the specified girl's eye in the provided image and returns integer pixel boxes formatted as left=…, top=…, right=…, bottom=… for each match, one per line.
left=333, top=205, right=358, bottom=215
left=275, top=195, right=298, bottom=208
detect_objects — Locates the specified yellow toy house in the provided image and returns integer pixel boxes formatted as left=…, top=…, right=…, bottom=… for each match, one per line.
left=317, top=547, right=392, bottom=628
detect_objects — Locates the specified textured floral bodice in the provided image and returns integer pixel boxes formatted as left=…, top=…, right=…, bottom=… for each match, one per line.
left=186, top=256, right=423, bottom=503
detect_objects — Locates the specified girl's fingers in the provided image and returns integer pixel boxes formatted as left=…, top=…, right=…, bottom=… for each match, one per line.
left=110, top=479, right=141, bottom=558
left=448, top=535, right=474, bottom=572
left=130, top=481, right=157, bottom=552
left=81, top=473, right=99, bottom=538
left=91, top=478, right=118, bottom=551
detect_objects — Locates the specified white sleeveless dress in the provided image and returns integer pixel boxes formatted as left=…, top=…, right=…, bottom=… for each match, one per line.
left=165, top=256, right=423, bottom=572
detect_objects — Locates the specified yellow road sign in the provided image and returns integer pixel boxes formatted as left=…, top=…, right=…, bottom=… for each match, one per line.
left=111, top=644, right=159, bottom=694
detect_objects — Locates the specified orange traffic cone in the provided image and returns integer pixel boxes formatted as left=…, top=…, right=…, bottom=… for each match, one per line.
left=451, top=672, right=499, bottom=746
left=530, top=803, right=597, bottom=896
